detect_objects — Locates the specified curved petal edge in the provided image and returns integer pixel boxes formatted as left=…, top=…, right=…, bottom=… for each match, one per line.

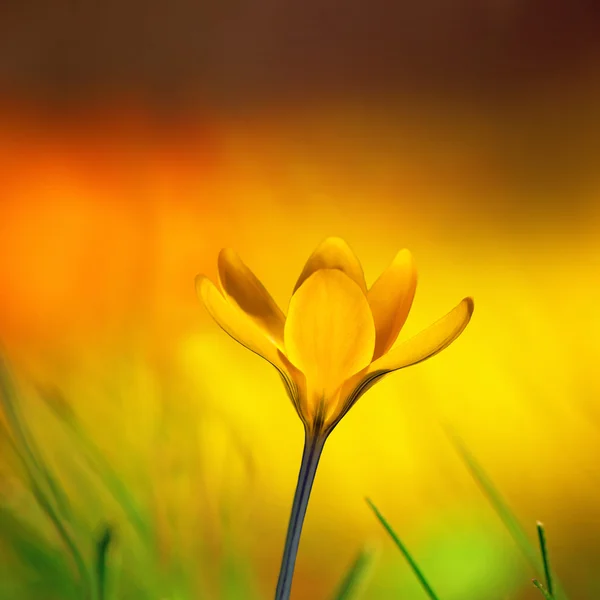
left=368, top=296, right=474, bottom=374
left=196, top=274, right=287, bottom=372
left=293, top=237, right=367, bottom=294
left=217, top=248, right=286, bottom=348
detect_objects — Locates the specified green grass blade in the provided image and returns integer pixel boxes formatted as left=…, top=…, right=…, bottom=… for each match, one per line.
left=533, top=579, right=554, bottom=599
left=331, top=545, right=378, bottom=600
left=366, top=498, right=440, bottom=600
left=447, top=431, right=540, bottom=571
left=447, top=430, right=568, bottom=599
left=29, top=481, right=94, bottom=596
left=537, top=522, right=554, bottom=596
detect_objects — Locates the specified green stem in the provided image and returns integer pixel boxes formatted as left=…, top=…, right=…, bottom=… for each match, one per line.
left=274, top=431, right=327, bottom=600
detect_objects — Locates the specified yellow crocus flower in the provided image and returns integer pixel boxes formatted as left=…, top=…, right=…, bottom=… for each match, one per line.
left=196, top=237, right=473, bottom=600
left=196, top=237, right=473, bottom=438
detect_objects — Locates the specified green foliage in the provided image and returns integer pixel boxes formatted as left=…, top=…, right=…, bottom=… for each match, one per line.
left=446, top=430, right=568, bottom=600
left=0, top=356, right=259, bottom=600
left=366, top=498, right=440, bottom=600
left=0, top=354, right=585, bottom=599
left=0, top=503, right=78, bottom=599
left=331, top=545, right=378, bottom=600
left=0, top=355, right=93, bottom=598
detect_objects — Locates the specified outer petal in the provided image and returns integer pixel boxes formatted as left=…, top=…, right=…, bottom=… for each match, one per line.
left=328, top=297, right=474, bottom=431
left=217, top=248, right=286, bottom=348
left=368, top=297, right=474, bottom=374
left=293, top=237, right=367, bottom=294
left=285, top=269, right=375, bottom=401
left=368, top=249, right=417, bottom=360
left=196, top=275, right=287, bottom=372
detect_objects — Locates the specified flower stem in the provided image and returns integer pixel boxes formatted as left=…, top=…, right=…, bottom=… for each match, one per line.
left=274, top=431, right=327, bottom=600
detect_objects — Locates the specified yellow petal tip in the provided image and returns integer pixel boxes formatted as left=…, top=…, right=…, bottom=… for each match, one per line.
left=294, top=236, right=367, bottom=294
left=393, top=248, right=416, bottom=270
left=218, top=247, right=236, bottom=263
left=463, top=296, right=475, bottom=316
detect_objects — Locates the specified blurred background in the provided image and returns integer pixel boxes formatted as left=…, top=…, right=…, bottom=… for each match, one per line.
left=1, top=1, right=600, bottom=598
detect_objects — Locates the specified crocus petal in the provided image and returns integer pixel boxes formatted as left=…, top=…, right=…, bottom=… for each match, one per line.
left=368, top=249, right=417, bottom=360
left=285, top=269, right=375, bottom=401
left=196, top=275, right=288, bottom=373
left=217, top=248, right=286, bottom=348
left=293, top=237, right=367, bottom=294
left=368, top=297, right=474, bottom=374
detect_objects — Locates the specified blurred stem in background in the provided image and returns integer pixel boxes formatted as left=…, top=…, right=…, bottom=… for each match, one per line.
left=274, top=430, right=327, bottom=600
left=330, top=545, right=378, bottom=600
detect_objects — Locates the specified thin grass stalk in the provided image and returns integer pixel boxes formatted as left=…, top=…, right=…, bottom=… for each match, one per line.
left=331, top=545, right=377, bottom=600
left=533, top=579, right=554, bottom=600
left=366, top=498, right=440, bottom=600
left=537, top=521, right=554, bottom=596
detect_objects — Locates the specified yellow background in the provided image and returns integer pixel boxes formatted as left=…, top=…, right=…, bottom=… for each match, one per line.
left=1, top=88, right=599, bottom=598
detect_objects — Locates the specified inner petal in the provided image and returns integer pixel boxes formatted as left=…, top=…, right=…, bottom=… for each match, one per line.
left=284, top=269, right=375, bottom=401
left=293, top=237, right=367, bottom=294
left=368, top=297, right=474, bottom=374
